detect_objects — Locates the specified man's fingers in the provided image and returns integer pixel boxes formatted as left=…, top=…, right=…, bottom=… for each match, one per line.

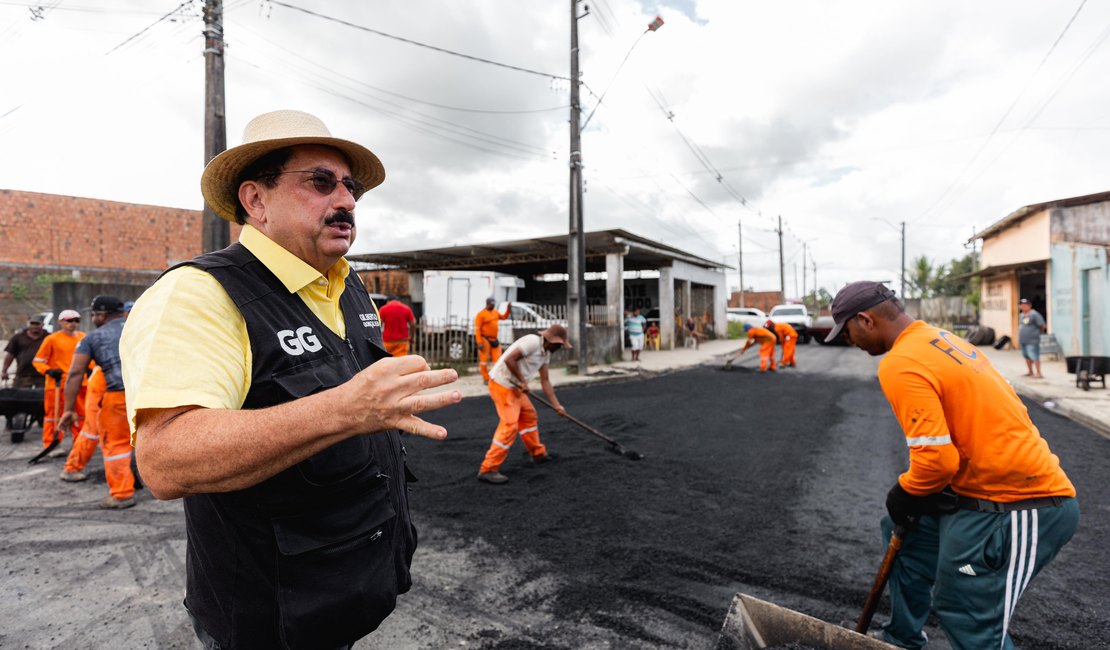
left=398, top=415, right=448, bottom=440
left=404, top=389, right=462, bottom=415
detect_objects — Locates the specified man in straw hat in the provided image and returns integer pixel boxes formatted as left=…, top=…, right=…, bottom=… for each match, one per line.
left=121, top=109, right=461, bottom=648
left=827, top=280, right=1077, bottom=649
left=477, top=323, right=570, bottom=484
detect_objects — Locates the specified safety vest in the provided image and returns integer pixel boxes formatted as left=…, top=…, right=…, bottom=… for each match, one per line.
left=176, top=243, right=416, bottom=649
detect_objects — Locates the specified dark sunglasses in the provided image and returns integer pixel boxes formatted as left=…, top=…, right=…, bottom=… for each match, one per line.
left=61, top=318, right=80, bottom=323
left=267, top=169, right=365, bottom=198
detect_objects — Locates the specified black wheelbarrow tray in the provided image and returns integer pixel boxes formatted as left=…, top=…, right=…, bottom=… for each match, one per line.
left=0, top=386, right=45, bottom=443
left=1065, top=356, right=1109, bottom=391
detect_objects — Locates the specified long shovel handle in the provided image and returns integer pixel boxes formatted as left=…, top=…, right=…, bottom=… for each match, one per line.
left=855, top=524, right=908, bottom=634
left=29, top=379, right=63, bottom=465
left=530, top=393, right=620, bottom=447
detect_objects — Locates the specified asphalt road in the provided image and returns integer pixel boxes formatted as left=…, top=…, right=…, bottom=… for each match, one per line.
left=1, top=345, right=1106, bottom=649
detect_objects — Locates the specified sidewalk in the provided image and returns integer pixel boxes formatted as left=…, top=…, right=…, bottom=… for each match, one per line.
left=447, top=339, right=1110, bottom=440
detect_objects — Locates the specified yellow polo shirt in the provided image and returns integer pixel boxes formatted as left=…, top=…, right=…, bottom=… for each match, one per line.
left=121, top=225, right=352, bottom=440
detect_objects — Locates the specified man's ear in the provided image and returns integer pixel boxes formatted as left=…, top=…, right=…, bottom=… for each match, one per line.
left=238, top=181, right=266, bottom=224
left=857, top=310, right=876, bottom=331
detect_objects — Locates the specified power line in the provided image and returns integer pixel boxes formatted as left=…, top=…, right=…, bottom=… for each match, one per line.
left=105, top=0, right=195, bottom=55
left=266, top=0, right=570, bottom=82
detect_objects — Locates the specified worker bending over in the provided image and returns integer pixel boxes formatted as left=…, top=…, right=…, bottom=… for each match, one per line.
left=725, top=323, right=777, bottom=372
left=829, top=281, right=1077, bottom=650
left=766, top=319, right=798, bottom=368
left=477, top=324, right=569, bottom=484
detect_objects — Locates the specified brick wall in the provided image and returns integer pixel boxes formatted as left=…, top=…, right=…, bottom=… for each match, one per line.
left=0, top=189, right=237, bottom=337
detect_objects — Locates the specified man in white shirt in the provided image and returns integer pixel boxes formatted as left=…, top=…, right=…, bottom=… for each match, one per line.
left=477, top=324, right=570, bottom=484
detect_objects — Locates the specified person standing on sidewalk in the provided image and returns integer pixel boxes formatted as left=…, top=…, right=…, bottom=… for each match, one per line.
left=1018, top=298, right=1047, bottom=379
left=58, top=296, right=136, bottom=509
left=378, top=295, right=415, bottom=356
left=474, top=297, right=510, bottom=384
left=477, top=324, right=570, bottom=484
left=624, top=308, right=647, bottom=362
left=2, top=314, right=47, bottom=389
left=827, top=280, right=1078, bottom=650
left=32, top=309, right=86, bottom=454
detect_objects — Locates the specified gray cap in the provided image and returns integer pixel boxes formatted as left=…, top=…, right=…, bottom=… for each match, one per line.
left=825, top=281, right=897, bottom=342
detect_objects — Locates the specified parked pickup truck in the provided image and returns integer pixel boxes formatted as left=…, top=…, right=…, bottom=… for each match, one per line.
left=768, top=304, right=814, bottom=344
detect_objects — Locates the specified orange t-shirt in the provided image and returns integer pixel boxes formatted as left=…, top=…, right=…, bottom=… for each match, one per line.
left=32, top=330, right=87, bottom=390
left=879, top=320, right=1074, bottom=502
left=474, top=306, right=508, bottom=340
left=747, top=326, right=776, bottom=344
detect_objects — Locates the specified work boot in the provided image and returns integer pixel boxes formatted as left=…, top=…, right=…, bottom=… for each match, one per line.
left=98, top=495, right=136, bottom=510
left=60, top=470, right=87, bottom=482
left=476, top=471, right=509, bottom=484
left=531, top=453, right=555, bottom=464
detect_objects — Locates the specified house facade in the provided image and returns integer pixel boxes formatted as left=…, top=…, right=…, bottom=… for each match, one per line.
left=972, top=190, right=1110, bottom=357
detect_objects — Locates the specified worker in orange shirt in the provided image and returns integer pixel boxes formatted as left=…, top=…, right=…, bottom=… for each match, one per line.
left=378, top=296, right=415, bottom=356
left=724, top=323, right=778, bottom=372
left=766, top=319, right=798, bottom=367
left=32, top=308, right=86, bottom=453
left=474, top=297, right=510, bottom=384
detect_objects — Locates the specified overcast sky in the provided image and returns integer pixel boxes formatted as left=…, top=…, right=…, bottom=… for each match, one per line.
left=3, top=0, right=1108, bottom=298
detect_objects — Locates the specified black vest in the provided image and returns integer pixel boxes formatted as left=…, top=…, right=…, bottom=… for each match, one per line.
left=174, top=244, right=416, bottom=649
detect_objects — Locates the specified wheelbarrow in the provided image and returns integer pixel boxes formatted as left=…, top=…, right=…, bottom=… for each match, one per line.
left=0, top=384, right=45, bottom=443
left=1066, top=356, right=1109, bottom=392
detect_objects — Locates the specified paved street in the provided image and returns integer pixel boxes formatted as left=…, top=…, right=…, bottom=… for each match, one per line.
left=1, top=342, right=1107, bottom=648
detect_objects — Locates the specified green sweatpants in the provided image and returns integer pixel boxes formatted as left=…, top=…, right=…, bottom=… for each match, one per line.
left=877, top=499, right=1079, bottom=650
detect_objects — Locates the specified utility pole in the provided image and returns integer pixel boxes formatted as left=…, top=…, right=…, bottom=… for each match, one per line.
left=737, top=219, right=744, bottom=307
left=776, top=215, right=785, bottom=300
left=802, top=242, right=807, bottom=303
left=812, top=260, right=818, bottom=308
left=567, top=0, right=587, bottom=373
left=202, top=0, right=228, bottom=253
left=900, top=221, right=906, bottom=299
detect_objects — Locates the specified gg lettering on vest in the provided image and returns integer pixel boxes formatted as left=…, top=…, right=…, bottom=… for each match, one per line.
left=277, top=326, right=323, bottom=356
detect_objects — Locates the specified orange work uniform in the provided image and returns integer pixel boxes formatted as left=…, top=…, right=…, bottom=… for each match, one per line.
left=771, top=322, right=798, bottom=367
left=32, top=330, right=87, bottom=449
left=879, top=321, right=1074, bottom=501
left=746, top=326, right=777, bottom=372
left=65, top=365, right=104, bottom=474
left=474, top=304, right=510, bottom=383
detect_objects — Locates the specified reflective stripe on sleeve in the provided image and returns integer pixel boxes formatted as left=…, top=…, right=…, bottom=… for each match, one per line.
left=33, top=357, right=47, bottom=363
left=905, top=435, right=952, bottom=447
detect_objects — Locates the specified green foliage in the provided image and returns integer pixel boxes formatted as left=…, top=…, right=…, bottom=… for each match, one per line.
left=726, top=321, right=746, bottom=339
left=802, top=288, right=833, bottom=311
left=907, top=255, right=935, bottom=298
left=930, top=252, right=977, bottom=297
left=9, top=283, right=29, bottom=301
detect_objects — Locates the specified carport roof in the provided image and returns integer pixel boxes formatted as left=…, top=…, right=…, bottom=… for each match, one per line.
left=347, top=229, right=729, bottom=277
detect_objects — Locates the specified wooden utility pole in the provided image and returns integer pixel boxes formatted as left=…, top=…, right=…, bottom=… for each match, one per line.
left=202, top=0, right=228, bottom=253
left=567, top=0, right=587, bottom=373
left=802, top=242, right=807, bottom=301
left=777, top=215, right=785, bottom=299
left=737, top=219, right=744, bottom=307
left=899, top=221, right=906, bottom=299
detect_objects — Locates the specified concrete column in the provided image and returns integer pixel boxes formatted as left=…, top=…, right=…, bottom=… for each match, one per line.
left=606, top=253, right=624, bottom=329
left=659, top=267, right=675, bottom=350
left=682, top=279, right=692, bottom=327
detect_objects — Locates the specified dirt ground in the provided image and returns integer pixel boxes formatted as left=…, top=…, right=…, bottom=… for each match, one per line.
left=1, top=345, right=1107, bottom=649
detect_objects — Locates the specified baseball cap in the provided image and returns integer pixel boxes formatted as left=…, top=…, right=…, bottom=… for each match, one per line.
left=28, top=315, right=43, bottom=323
left=1019, top=298, right=1031, bottom=305
left=541, top=323, right=573, bottom=348
left=58, top=309, right=81, bottom=321
left=91, top=295, right=125, bottom=313
left=825, top=281, right=897, bottom=343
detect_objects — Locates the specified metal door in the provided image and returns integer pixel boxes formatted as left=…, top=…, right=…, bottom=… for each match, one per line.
left=1085, top=268, right=1104, bottom=356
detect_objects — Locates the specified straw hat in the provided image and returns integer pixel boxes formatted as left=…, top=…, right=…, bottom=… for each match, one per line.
left=200, top=109, right=386, bottom=222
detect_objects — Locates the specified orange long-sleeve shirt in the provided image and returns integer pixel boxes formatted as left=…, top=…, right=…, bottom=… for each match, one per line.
left=746, top=326, right=776, bottom=345
left=474, top=305, right=509, bottom=340
left=878, top=320, right=1074, bottom=502
left=771, top=322, right=797, bottom=342
left=32, top=330, right=86, bottom=391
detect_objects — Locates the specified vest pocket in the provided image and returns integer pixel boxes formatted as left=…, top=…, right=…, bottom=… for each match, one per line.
left=272, top=480, right=399, bottom=648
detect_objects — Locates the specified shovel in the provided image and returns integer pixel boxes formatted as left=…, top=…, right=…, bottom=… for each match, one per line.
left=855, top=523, right=910, bottom=634
left=530, top=393, right=644, bottom=461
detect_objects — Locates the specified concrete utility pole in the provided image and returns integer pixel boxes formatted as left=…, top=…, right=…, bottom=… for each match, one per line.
left=202, top=0, right=228, bottom=253
left=737, top=219, right=744, bottom=307
left=567, top=0, right=587, bottom=373
left=900, top=221, right=906, bottom=299
left=802, top=242, right=807, bottom=301
left=777, top=215, right=785, bottom=299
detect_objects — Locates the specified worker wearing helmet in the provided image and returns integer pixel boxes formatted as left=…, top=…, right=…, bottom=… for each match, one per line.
left=767, top=319, right=798, bottom=368
left=729, top=323, right=778, bottom=372
left=474, top=297, right=510, bottom=384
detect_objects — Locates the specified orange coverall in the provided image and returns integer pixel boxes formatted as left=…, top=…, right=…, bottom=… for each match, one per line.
left=64, top=366, right=104, bottom=473
left=480, top=381, right=549, bottom=474
left=772, top=322, right=798, bottom=367
left=32, top=330, right=86, bottom=448
left=474, top=304, right=510, bottom=383
left=744, top=326, right=778, bottom=372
